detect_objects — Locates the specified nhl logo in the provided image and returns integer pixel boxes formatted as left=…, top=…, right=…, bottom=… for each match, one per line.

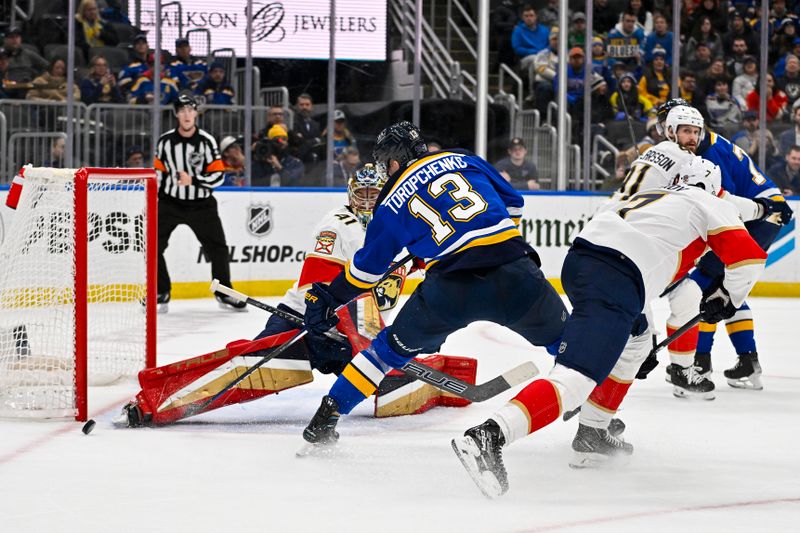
left=558, top=341, right=567, bottom=354
left=247, top=203, right=273, bottom=237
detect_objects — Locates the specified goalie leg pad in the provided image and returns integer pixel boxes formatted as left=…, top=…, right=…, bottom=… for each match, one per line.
left=135, top=333, right=313, bottom=426
left=374, top=355, right=477, bottom=417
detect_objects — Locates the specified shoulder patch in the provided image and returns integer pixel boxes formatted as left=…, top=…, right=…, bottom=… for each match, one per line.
left=314, top=230, right=337, bottom=255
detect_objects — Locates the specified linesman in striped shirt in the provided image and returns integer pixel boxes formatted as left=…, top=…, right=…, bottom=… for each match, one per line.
left=153, top=92, right=246, bottom=313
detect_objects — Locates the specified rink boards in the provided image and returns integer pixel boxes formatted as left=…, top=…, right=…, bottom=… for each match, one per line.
left=0, top=188, right=797, bottom=298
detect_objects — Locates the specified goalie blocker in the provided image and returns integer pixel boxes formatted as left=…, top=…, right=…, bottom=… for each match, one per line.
left=119, top=296, right=475, bottom=427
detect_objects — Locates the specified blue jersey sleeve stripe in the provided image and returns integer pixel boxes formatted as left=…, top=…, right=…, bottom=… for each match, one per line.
left=346, top=261, right=384, bottom=288
left=507, top=206, right=523, bottom=217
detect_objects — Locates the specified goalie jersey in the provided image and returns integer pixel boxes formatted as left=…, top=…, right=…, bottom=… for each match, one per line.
left=344, top=149, right=530, bottom=289
left=581, top=184, right=767, bottom=306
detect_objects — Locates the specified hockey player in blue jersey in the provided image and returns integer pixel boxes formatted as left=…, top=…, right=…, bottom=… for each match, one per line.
left=299, top=121, right=568, bottom=447
left=651, top=98, right=794, bottom=390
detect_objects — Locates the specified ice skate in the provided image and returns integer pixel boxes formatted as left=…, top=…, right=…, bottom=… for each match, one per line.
left=694, top=352, right=712, bottom=379
left=724, top=352, right=763, bottom=390
left=608, top=417, right=626, bottom=438
left=157, top=292, right=170, bottom=314
left=297, top=396, right=341, bottom=457
left=670, top=364, right=715, bottom=400
left=215, top=293, right=248, bottom=312
left=112, top=402, right=147, bottom=428
left=569, top=423, right=633, bottom=469
left=664, top=363, right=677, bottom=383
left=451, top=419, right=508, bottom=499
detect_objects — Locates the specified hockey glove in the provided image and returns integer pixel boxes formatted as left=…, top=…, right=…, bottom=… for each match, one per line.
left=754, top=197, right=794, bottom=225
left=699, top=280, right=737, bottom=324
left=303, top=282, right=343, bottom=335
left=635, top=336, right=659, bottom=380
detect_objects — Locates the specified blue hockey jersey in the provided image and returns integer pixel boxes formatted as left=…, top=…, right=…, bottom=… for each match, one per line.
left=344, top=150, right=531, bottom=289
left=698, top=131, right=783, bottom=200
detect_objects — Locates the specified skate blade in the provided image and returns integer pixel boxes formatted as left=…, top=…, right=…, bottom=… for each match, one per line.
left=450, top=437, right=503, bottom=499
left=296, top=440, right=339, bottom=459
left=218, top=302, right=248, bottom=313
left=726, top=377, right=763, bottom=390
left=157, top=303, right=169, bottom=314
left=664, top=374, right=672, bottom=384
left=672, top=386, right=715, bottom=400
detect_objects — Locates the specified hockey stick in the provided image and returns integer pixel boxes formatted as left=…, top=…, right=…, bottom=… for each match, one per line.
left=210, top=280, right=539, bottom=402
left=647, top=312, right=703, bottom=360
left=182, top=255, right=412, bottom=418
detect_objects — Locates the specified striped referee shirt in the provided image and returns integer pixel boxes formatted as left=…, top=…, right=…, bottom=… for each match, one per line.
left=154, top=127, right=225, bottom=201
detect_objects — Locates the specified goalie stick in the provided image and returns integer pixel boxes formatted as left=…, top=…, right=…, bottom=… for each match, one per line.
left=210, top=280, right=540, bottom=402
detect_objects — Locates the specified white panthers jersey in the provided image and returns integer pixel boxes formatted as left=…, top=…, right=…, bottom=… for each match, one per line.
left=282, top=206, right=407, bottom=322
left=611, top=140, right=762, bottom=221
left=578, top=185, right=766, bottom=306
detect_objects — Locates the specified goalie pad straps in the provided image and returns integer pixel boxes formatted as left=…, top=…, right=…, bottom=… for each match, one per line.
left=135, top=332, right=313, bottom=426
left=374, top=354, right=477, bottom=417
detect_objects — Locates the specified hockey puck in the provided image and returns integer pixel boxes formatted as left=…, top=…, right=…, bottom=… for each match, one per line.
left=81, top=419, right=96, bottom=435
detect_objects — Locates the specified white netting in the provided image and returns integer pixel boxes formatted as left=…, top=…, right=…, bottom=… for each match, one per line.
left=0, top=167, right=151, bottom=418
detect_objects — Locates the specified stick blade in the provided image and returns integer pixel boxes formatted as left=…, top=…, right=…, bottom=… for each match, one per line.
left=500, top=360, right=539, bottom=387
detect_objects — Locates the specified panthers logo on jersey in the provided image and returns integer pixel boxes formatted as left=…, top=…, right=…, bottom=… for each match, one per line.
left=372, top=273, right=404, bottom=311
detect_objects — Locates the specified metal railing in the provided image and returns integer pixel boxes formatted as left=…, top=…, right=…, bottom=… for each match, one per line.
left=186, top=28, right=211, bottom=58
left=498, top=63, right=523, bottom=113
left=7, top=132, right=68, bottom=177
left=234, top=66, right=260, bottom=106
left=591, top=134, right=619, bottom=189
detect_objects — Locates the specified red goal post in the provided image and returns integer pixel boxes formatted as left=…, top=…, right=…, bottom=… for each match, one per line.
left=0, top=167, right=158, bottom=421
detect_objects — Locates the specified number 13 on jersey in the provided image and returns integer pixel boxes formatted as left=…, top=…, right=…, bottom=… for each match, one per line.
left=408, top=173, right=488, bottom=244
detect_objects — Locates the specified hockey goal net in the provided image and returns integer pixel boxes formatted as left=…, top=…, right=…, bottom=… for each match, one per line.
left=0, top=167, right=157, bottom=421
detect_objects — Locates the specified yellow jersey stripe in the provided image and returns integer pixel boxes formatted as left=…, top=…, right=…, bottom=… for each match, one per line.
left=726, top=319, right=754, bottom=334
left=699, top=322, right=717, bottom=332
left=345, top=265, right=378, bottom=289
left=342, top=365, right=378, bottom=398
left=424, top=228, right=522, bottom=270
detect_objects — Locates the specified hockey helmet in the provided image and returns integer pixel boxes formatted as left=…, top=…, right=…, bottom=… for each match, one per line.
left=655, top=97, right=690, bottom=136
left=348, top=163, right=387, bottom=229
left=174, top=91, right=199, bottom=113
left=672, top=157, right=721, bottom=196
left=372, top=121, right=428, bottom=174
left=663, top=105, right=705, bottom=145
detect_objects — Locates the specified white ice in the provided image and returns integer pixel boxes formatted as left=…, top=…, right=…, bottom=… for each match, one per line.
left=1, top=296, right=799, bottom=533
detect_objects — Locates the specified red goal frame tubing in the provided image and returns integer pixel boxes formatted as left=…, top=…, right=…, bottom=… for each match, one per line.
left=73, top=168, right=159, bottom=421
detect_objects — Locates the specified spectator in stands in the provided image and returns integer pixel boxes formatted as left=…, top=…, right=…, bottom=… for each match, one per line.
left=119, top=35, right=151, bottom=95
left=321, top=109, right=357, bottom=160
left=771, top=17, right=799, bottom=60
left=101, top=0, right=132, bottom=26
left=643, top=14, right=673, bottom=66
left=590, top=36, right=611, bottom=83
left=26, top=59, right=81, bottom=102
left=494, top=137, right=539, bottom=190
left=125, top=145, right=145, bottom=167
left=723, top=12, right=756, bottom=57
left=332, top=146, right=362, bottom=186
left=699, top=57, right=730, bottom=96
left=745, top=73, right=789, bottom=123
left=610, top=71, right=652, bottom=120
left=732, top=55, right=758, bottom=108
left=43, top=137, right=65, bottom=168
left=532, top=29, right=559, bottom=110
left=608, top=10, right=645, bottom=77
left=195, top=62, right=234, bottom=105
left=589, top=74, right=615, bottom=129
left=607, top=61, right=627, bottom=93
left=725, top=38, right=751, bottom=78
left=687, top=41, right=713, bottom=73
left=779, top=106, right=800, bottom=156
left=128, top=61, right=179, bottom=105
left=251, top=124, right=304, bottom=187
left=679, top=71, right=708, bottom=118
left=593, top=0, right=618, bottom=36
left=568, top=12, right=587, bottom=49
left=512, top=5, right=551, bottom=94
left=686, top=17, right=723, bottom=63
left=775, top=39, right=800, bottom=79
left=537, top=0, right=559, bottom=29
left=491, top=0, right=521, bottom=67
left=263, top=105, right=288, bottom=131
left=732, top=110, right=780, bottom=167
left=219, top=136, right=246, bottom=186
left=620, top=0, right=652, bottom=35
left=638, top=46, right=670, bottom=108
left=2, top=27, right=48, bottom=84
left=768, top=145, right=800, bottom=195
left=294, top=92, right=322, bottom=164
left=168, top=38, right=207, bottom=90
left=777, top=55, right=800, bottom=109
left=688, top=0, right=727, bottom=35
left=705, top=79, right=742, bottom=138
left=75, top=0, right=119, bottom=58
left=80, top=55, right=123, bottom=104
left=0, top=47, right=10, bottom=99
left=554, top=47, right=587, bottom=116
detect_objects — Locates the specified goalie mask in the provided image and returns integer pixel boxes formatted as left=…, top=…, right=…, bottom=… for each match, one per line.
left=663, top=105, right=705, bottom=147
left=348, top=163, right=387, bottom=229
left=672, top=158, right=721, bottom=196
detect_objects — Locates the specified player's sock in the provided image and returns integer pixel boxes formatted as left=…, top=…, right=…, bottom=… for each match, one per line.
left=696, top=321, right=717, bottom=354
left=724, top=303, right=756, bottom=354
left=579, top=375, right=632, bottom=430
left=491, top=379, right=562, bottom=445
left=666, top=322, right=699, bottom=368
left=328, top=348, right=391, bottom=414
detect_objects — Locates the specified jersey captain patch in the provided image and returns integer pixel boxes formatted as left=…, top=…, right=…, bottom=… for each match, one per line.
left=314, top=230, right=337, bottom=255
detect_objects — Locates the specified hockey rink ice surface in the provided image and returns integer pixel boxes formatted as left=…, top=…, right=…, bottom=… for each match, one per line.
left=1, top=295, right=798, bottom=533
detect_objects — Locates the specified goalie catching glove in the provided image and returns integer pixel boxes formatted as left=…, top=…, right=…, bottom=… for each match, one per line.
left=699, top=279, right=737, bottom=324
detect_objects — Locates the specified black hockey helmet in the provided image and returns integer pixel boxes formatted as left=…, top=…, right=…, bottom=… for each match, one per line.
left=372, top=121, right=428, bottom=172
left=174, top=91, right=199, bottom=113
left=655, top=98, right=690, bottom=135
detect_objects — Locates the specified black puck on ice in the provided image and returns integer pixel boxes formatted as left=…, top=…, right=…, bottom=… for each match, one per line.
left=81, top=419, right=96, bottom=435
